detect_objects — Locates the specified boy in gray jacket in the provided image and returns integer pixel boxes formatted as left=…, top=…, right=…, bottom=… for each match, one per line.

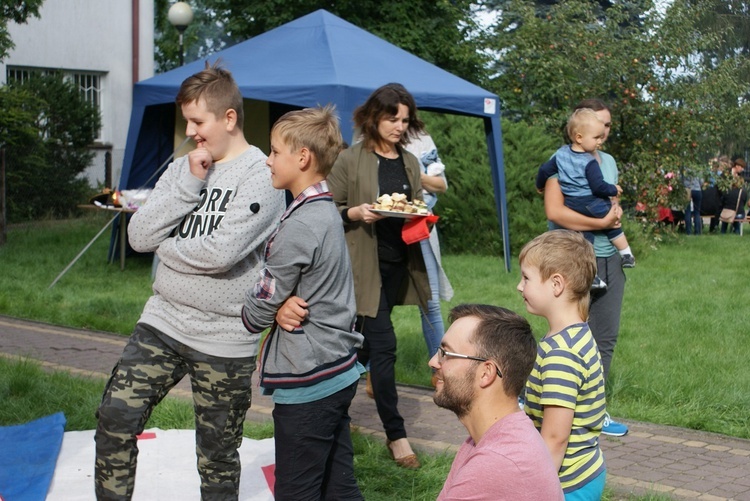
left=95, top=62, right=285, bottom=500
left=242, top=106, right=364, bottom=500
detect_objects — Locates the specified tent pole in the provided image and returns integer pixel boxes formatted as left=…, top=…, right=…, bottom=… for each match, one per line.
left=48, top=215, right=119, bottom=289
left=49, top=138, right=190, bottom=288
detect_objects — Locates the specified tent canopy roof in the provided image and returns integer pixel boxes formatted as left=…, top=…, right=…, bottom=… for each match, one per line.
left=120, top=9, right=510, bottom=269
left=134, top=9, right=497, bottom=120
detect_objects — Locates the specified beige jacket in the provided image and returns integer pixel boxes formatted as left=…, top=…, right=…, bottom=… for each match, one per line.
left=328, top=142, right=430, bottom=317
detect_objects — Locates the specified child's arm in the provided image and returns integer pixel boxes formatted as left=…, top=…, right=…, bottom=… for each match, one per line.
left=585, top=160, right=619, bottom=198
left=544, top=178, right=621, bottom=230
left=275, top=296, right=309, bottom=331
left=540, top=405, right=575, bottom=471
left=155, top=157, right=282, bottom=274
left=242, top=220, right=314, bottom=333
left=536, top=157, right=559, bottom=193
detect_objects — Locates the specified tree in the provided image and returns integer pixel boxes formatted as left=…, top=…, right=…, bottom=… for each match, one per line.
left=485, top=0, right=750, bottom=222
left=422, top=112, right=556, bottom=255
left=154, top=0, right=490, bottom=86
left=4, top=74, right=101, bottom=222
left=659, top=0, right=750, bottom=158
left=0, top=0, right=44, bottom=61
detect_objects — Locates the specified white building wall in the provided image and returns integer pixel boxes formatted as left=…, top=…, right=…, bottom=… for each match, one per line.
left=1, top=0, right=155, bottom=188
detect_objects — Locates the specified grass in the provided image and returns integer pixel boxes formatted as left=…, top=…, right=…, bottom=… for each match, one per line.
left=2, top=215, right=750, bottom=439
left=2, top=215, right=749, bottom=499
left=0, top=356, right=659, bottom=501
left=399, top=232, right=750, bottom=440
left=0, top=356, right=453, bottom=500
left=0, top=215, right=154, bottom=334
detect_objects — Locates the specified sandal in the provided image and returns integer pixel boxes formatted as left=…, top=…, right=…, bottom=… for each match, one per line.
left=386, top=439, right=420, bottom=470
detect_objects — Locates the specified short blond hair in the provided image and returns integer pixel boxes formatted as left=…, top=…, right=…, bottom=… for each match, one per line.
left=271, top=105, right=344, bottom=176
left=518, top=230, right=596, bottom=320
left=566, top=108, right=600, bottom=142
left=176, top=60, right=244, bottom=129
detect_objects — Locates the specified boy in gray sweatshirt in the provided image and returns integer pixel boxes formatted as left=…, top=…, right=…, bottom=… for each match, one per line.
left=243, top=106, right=364, bottom=500
left=95, top=62, right=285, bottom=500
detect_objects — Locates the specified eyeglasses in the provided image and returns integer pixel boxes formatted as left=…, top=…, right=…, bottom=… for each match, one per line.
left=437, top=346, right=502, bottom=378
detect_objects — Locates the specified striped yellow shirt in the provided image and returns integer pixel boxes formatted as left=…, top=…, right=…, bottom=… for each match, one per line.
left=525, top=323, right=606, bottom=493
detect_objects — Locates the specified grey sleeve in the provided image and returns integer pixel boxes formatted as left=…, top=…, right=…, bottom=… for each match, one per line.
left=128, top=158, right=205, bottom=253
left=156, top=164, right=283, bottom=274
left=243, top=219, right=316, bottom=329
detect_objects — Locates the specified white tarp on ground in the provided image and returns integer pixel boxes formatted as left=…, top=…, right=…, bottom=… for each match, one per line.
left=48, top=429, right=275, bottom=500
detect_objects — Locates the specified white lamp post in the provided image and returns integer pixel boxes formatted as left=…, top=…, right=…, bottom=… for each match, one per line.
left=168, top=2, right=194, bottom=66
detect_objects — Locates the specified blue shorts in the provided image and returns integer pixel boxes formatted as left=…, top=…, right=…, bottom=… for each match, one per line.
left=564, top=470, right=606, bottom=501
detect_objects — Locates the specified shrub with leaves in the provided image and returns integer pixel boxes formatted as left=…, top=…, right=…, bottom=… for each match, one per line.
left=4, top=74, right=100, bottom=222
left=485, top=0, right=750, bottom=241
left=422, top=113, right=558, bottom=257
left=621, top=164, right=689, bottom=221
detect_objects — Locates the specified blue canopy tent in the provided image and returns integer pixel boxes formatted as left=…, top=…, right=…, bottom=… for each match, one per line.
left=119, top=9, right=511, bottom=270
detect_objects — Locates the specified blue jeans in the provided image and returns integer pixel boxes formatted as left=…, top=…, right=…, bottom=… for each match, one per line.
left=685, top=189, right=703, bottom=235
left=419, top=237, right=445, bottom=358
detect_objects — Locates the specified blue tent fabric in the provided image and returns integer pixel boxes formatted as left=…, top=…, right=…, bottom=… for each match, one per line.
left=119, top=9, right=511, bottom=270
left=0, top=412, right=66, bottom=501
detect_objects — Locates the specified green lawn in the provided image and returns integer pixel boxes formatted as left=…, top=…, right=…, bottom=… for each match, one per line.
left=2, top=215, right=749, bottom=439
left=0, top=356, right=662, bottom=501
left=3, top=214, right=740, bottom=499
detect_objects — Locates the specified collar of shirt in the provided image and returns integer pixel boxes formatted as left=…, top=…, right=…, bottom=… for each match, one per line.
left=281, top=180, right=332, bottom=222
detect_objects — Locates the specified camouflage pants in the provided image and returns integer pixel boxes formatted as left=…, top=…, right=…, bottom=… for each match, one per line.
left=94, top=323, right=256, bottom=501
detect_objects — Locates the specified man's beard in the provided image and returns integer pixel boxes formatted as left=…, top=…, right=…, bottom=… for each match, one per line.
left=433, top=368, right=475, bottom=418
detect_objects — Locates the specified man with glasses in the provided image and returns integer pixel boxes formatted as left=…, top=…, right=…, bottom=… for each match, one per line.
left=430, top=304, right=563, bottom=501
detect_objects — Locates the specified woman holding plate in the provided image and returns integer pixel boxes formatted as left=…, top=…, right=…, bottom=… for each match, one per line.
left=327, top=83, right=430, bottom=469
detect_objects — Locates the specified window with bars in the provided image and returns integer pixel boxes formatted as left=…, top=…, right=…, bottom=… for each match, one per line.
left=6, top=66, right=103, bottom=139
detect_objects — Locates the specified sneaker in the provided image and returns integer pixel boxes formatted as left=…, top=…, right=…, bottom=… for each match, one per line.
left=621, top=254, right=636, bottom=268
left=601, top=413, right=629, bottom=436
left=591, top=275, right=608, bottom=290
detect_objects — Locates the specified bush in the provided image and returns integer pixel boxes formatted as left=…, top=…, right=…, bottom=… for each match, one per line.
left=500, top=118, right=560, bottom=254
left=423, top=113, right=558, bottom=256
left=3, top=74, right=101, bottom=222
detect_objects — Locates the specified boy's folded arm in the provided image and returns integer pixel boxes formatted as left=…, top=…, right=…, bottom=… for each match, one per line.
left=544, top=178, right=619, bottom=230
left=156, top=167, right=281, bottom=274
left=243, top=221, right=316, bottom=333
left=128, top=163, right=205, bottom=252
left=275, top=297, right=309, bottom=331
left=540, top=405, right=575, bottom=471
left=585, top=160, right=618, bottom=198
left=536, top=157, right=558, bottom=192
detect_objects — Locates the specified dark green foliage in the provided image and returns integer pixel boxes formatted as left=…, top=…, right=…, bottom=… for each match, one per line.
left=485, top=0, right=750, bottom=226
left=424, top=113, right=499, bottom=255
left=4, top=74, right=101, bottom=222
left=422, top=113, right=558, bottom=256
left=500, top=119, right=560, bottom=252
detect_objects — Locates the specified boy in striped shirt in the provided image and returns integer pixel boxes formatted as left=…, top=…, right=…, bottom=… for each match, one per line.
left=517, top=230, right=606, bottom=500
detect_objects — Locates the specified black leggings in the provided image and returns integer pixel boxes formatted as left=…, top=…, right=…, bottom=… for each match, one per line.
left=357, top=260, right=408, bottom=441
